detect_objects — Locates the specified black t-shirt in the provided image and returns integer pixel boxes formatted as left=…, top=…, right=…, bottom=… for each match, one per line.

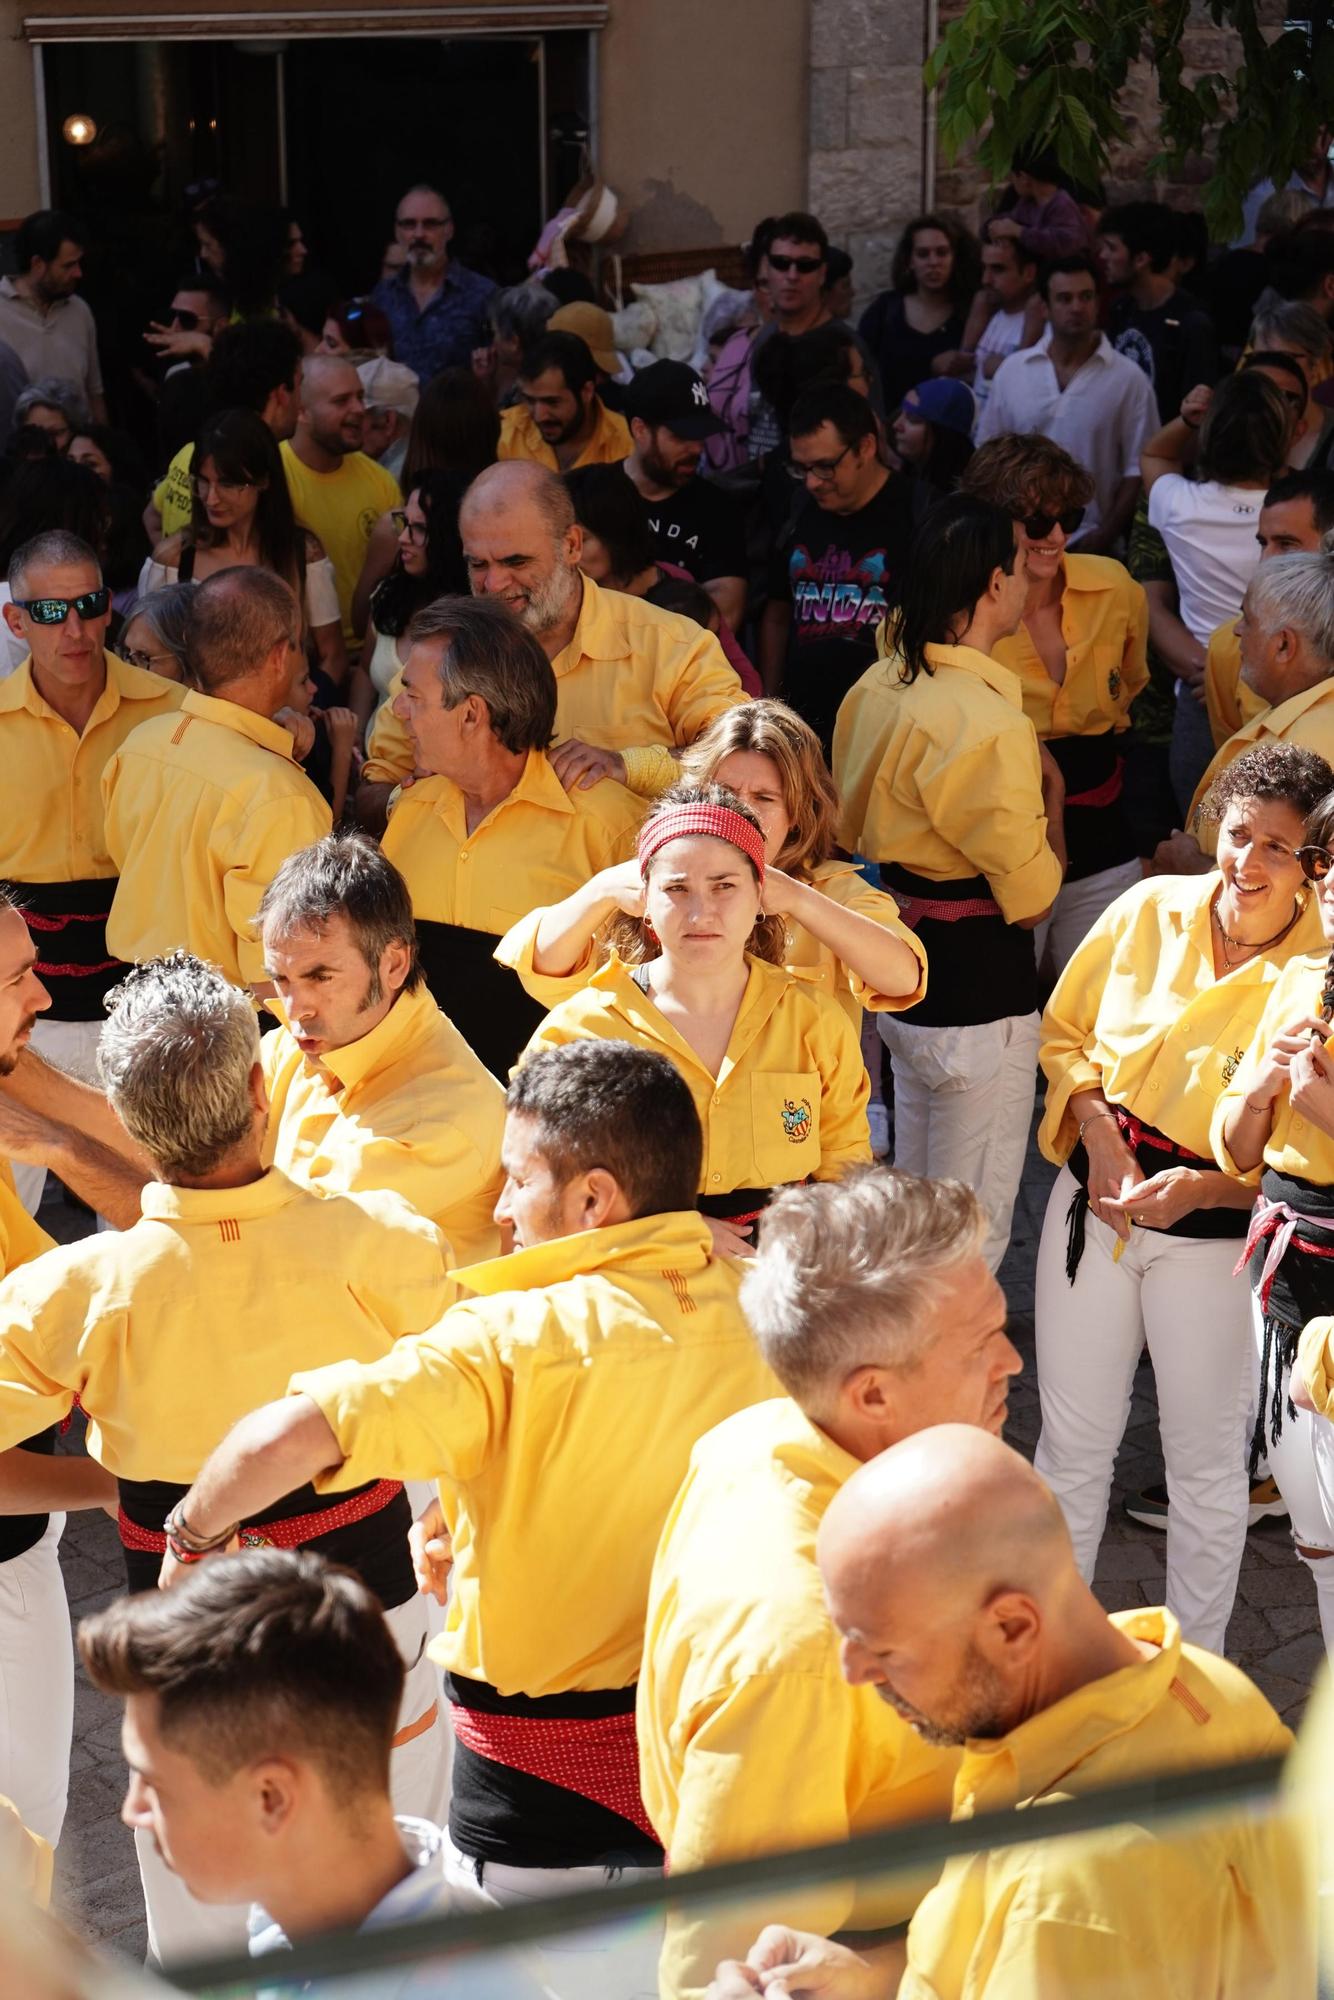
left=640, top=474, right=747, bottom=585
left=1106, top=289, right=1220, bottom=422
left=856, top=292, right=967, bottom=414
left=768, top=474, right=915, bottom=755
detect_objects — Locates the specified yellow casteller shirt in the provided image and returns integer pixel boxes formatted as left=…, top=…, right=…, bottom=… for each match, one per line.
left=497, top=398, right=632, bottom=472
left=293, top=1211, right=778, bottom=1693
left=0, top=652, right=183, bottom=883
left=496, top=857, right=928, bottom=1033
left=1040, top=872, right=1323, bottom=1165
left=382, top=749, right=644, bottom=939
left=1189, top=677, right=1334, bottom=847
left=0, top=1169, right=451, bottom=1479
left=833, top=639, right=1062, bottom=921
left=0, top=1162, right=55, bottom=1277
left=899, top=1608, right=1308, bottom=2000
left=1210, top=950, right=1334, bottom=1183
left=260, top=981, right=506, bottom=1267
left=152, top=440, right=194, bottom=539
left=639, top=1397, right=958, bottom=1999
left=1204, top=617, right=1267, bottom=750
left=102, top=689, right=332, bottom=986
left=988, top=554, right=1148, bottom=739
left=518, top=952, right=872, bottom=1197
left=278, top=441, right=401, bottom=643
left=364, top=575, right=745, bottom=799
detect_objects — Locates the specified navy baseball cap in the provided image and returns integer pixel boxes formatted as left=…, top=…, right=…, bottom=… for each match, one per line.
left=901, top=378, right=976, bottom=437
left=625, top=360, right=727, bottom=440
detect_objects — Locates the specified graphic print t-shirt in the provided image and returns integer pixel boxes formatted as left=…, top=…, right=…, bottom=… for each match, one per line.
left=642, top=475, right=748, bottom=585
left=769, top=476, right=915, bottom=755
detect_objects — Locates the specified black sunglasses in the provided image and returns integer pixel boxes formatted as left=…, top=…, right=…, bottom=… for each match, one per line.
left=14, top=588, right=111, bottom=625
left=768, top=253, right=824, bottom=275
left=1021, top=506, right=1086, bottom=541
left=1299, top=844, right=1334, bottom=883
left=169, top=307, right=201, bottom=331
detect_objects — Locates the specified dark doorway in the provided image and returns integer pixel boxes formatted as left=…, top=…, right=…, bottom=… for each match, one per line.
left=282, top=37, right=542, bottom=295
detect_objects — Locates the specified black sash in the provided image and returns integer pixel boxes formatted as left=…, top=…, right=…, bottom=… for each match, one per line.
left=20, top=877, right=122, bottom=1021
left=1047, top=734, right=1136, bottom=883
left=881, top=866, right=1038, bottom=1027
left=0, top=1426, right=54, bottom=1565
left=1248, top=1169, right=1334, bottom=1470
left=116, top=1475, right=416, bottom=1605
left=415, top=920, right=546, bottom=1082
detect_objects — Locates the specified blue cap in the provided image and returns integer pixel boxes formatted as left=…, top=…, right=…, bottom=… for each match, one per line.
left=901, top=378, right=976, bottom=437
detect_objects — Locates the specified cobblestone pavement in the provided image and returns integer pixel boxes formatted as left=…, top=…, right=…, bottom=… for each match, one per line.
left=45, top=1125, right=1323, bottom=1963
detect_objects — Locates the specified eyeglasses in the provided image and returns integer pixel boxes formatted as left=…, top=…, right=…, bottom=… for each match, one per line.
left=169, top=307, right=201, bottom=331
left=768, top=253, right=824, bottom=275
left=14, top=588, right=110, bottom=625
left=192, top=474, right=254, bottom=498
left=1298, top=843, right=1334, bottom=883
left=391, top=509, right=428, bottom=544
left=786, top=443, right=853, bottom=484
left=1021, top=506, right=1086, bottom=541
left=121, top=646, right=176, bottom=673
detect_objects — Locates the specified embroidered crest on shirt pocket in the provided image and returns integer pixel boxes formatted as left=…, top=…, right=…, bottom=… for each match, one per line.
left=781, top=1097, right=813, bottom=1144
left=1108, top=666, right=1122, bottom=700
left=1220, top=1045, right=1245, bottom=1087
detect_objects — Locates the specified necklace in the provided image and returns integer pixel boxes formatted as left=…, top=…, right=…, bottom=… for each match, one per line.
left=1212, top=898, right=1301, bottom=962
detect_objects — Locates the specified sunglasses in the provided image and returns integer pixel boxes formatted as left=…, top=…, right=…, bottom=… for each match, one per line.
left=768, top=253, right=824, bottom=275
left=15, top=588, right=111, bottom=625
left=169, top=307, right=202, bottom=331
left=1021, top=506, right=1086, bottom=541
left=1299, top=844, right=1334, bottom=883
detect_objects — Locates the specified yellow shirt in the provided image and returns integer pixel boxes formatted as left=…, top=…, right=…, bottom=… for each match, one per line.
left=1210, top=951, right=1334, bottom=1182
left=899, top=1608, right=1307, bottom=2000
left=261, top=981, right=506, bottom=1266
left=989, top=554, right=1148, bottom=739
left=364, top=575, right=745, bottom=797
left=278, top=441, right=401, bottom=641
left=0, top=1169, right=451, bottom=1479
left=0, top=1163, right=55, bottom=1277
left=1190, top=677, right=1334, bottom=838
left=152, top=440, right=193, bottom=538
left=293, top=1211, right=778, bottom=1692
left=1204, top=618, right=1267, bottom=750
left=496, top=858, right=928, bottom=1032
left=519, top=953, right=871, bottom=1196
left=498, top=398, right=632, bottom=472
left=1040, top=873, right=1323, bottom=1164
left=1298, top=1314, right=1334, bottom=1424
left=102, top=689, right=332, bottom=985
left=640, top=1397, right=957, bottom=1998
left=382, top=749, right=644, bottom=939
left=0, top=652, right=183, bottom=882
left=0, top=1792, right=52, bottom=1906
left=833, top=640, right=1062, bottom=922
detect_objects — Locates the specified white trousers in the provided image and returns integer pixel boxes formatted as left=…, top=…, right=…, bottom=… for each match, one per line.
left=139, top=1592, right=450, bottom=1965
left=878, top=1011, right=1041, bottom=1274
left=442, top=1830, right=663, bottom=2000
left=0, top=1516, right=73, bottom=1848
left=12, top=1018, right=105, bottom=1216
left=1036, top=858, right=1143, bottom=980
left=1033, top=1167, right=1253, bottom=1653
left=1252, top=1292, right=1334, bottom=1657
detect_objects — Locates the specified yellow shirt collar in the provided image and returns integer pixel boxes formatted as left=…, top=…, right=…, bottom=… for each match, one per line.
left=553, top=574, right=632, bottom=673
left=587, top=952, right=791, bottom=1081
left=140, top=1166, right=302, bottom=1224
left=313, top=981, right=437, bottom=1094
left=0, top=648, right=163, bottom=724
left=921, top=642, right=1026, bottom=709
left=455, top=1207, right=714, bottom=1296
left=956, top=1606, right=1182, bottom=1809
left=180, top=687, right=299, bottom=760
left=417, top=748, right=580, bottom=840
left=1260, top=676, right=1334, bottom=731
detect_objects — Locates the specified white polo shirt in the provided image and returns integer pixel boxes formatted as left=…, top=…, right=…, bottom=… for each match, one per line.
left=0, top=278, right=102, bottom=404
left=977, top=329, right=1158, bottom=543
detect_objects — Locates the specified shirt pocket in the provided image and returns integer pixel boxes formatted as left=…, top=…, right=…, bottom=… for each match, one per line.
left=751, top=1071, right=822, bottom=1187
left=1084, top=640, right=1131, bottom=729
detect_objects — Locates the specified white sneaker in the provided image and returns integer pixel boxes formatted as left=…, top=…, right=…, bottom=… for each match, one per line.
left=868, top=1102, right=891, bottom=1158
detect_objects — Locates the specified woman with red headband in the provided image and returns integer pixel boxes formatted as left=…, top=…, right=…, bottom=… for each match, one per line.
left=515, top=783, right=872, bottom=1254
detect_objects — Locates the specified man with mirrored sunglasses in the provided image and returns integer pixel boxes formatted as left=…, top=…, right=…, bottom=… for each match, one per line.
left=0, top=528, right=183, bottom=1215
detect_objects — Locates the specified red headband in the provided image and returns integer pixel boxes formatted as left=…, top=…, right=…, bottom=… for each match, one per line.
left=638, top=803, right=766, bottom=887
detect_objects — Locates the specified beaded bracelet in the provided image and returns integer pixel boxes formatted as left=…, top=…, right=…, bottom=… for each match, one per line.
left=162, top=1502, right=237, bottom=1557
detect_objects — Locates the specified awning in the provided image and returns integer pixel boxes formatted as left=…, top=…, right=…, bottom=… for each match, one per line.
left=25, top=1, right=606, bottom=38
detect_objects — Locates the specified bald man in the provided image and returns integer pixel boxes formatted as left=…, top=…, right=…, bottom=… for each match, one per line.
left=281, top=352, right=401, bottom=642
left=355, top=460, right=743, bottom=827
left=639, top=1168, right=1023, bottom=2000
left=711, top=1428, right=1311, bottom=2000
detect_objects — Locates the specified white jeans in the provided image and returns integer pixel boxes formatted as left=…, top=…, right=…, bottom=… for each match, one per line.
left=878, top=1011, right=1041, bottom=1274
left=442, top=1830, right=663, bottom=2000
left=1033, top=1168, right=1253, bottom=1653
left=0, top=1516, right=73, bottom=1847
left=1036, top=859, right=1143, bottom=980
left=1253, top=1292, right=1334, bottom=1657
left=12, top=1018, right=105, bottom=1216
left=139, top=1593, right=450, bottom=1965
